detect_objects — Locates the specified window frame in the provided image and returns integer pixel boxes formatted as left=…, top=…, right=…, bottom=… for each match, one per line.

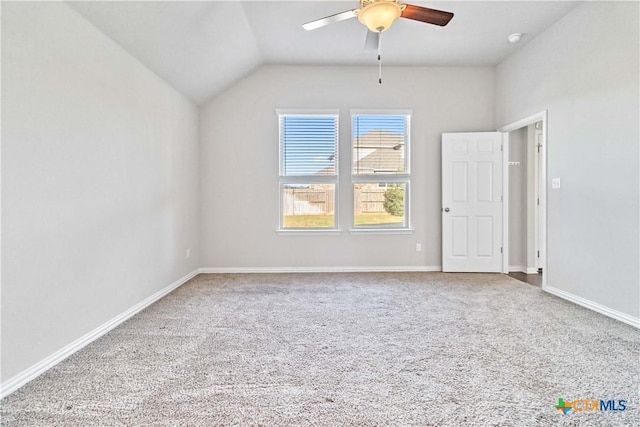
left=276, top=109, right=340, bottom=234
left=350, top=109, right=413, bottom=233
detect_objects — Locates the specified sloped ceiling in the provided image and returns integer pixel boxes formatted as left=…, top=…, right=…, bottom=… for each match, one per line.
left=68, top=1, right=581, bottom=105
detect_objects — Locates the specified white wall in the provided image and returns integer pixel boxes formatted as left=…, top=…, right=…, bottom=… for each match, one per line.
left=496, top=1, right=639, bottom=318
left=1, top=2, right=200, bottom=382
left=200, top=65, right=495, bottom=269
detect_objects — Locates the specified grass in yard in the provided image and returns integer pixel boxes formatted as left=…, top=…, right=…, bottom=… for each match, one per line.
left=283, top=212, right=403, bottom=228
left=283, top=215, right=334, bottom=228
left=354, top=213, right=404, bottom=226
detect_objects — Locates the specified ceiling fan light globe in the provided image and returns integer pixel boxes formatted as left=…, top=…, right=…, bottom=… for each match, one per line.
left=358, top=1, right=402, bottom=32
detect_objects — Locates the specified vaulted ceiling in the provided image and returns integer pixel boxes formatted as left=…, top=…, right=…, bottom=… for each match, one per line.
left=68, top=1, right=581, bottom=105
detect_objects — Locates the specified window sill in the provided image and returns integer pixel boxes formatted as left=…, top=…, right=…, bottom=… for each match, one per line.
left=349, top=228, right=415, bottom=235
left=276, top=229, right=342, bottom=236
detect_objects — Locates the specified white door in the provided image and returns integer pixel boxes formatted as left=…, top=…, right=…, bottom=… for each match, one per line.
left=442, top=132, right=503, bottom=272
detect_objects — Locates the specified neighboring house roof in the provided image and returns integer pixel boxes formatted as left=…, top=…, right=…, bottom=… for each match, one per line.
left=353, top=130, right=405, bottom=175
left=313, top=130, right=405, bottom=176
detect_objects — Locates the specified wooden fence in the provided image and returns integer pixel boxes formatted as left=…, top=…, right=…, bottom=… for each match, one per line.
left=283, top=188, right=335, bottom=215
left=354, top=188, right=386, bottom=214
left=283, top=187, right=388, bottom=215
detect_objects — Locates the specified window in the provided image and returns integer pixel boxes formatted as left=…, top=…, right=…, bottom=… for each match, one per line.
left=352, top=111, right=411, bottom=229
left=278, top=111, right=338, bottom=230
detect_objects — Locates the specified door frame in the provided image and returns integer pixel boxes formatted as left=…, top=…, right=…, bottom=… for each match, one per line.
left=498, top=110, right=548, bottom=287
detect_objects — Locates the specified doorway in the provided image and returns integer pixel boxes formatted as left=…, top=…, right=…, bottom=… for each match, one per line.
left=498, top=112, right=547, bottom=288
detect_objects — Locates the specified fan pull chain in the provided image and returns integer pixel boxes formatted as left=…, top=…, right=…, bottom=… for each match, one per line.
left=377, top=30, right=382, bottom=84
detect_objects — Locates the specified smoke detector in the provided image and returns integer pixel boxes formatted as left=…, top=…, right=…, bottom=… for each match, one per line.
left=507, top=33, right=523, bottom=43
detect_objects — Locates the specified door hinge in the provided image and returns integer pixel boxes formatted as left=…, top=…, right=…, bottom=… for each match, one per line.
left=537, top=250, right=540, bottom=258
left=500, top=247, right=503, bottom=254
left=537, top=198, right=540, bottom=206
left=537, top=144, right=542, bottom=153
left=500, top=195, right=503, bottom=203
left=500, top=145, right=503, bottom=152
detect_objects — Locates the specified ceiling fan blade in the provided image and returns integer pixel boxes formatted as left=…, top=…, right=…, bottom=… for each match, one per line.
left=364, top=30, right=379, bottom=52
left=401, top=4, right=454, bottom=26
left=302, top=9, right=357, bottom=31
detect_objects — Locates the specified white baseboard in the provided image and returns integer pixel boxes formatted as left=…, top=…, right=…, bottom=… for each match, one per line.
left=0, top=269, right=199, bottom=399
left=544, top=285, right=640, bottom=328
left=198, top=266, right=443, bottom=274
left=508, top=266, right=540, bottom=274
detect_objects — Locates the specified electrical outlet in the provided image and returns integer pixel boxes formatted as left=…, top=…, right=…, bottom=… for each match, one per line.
left=552, top=178, right=561, bottom=189
left=186, top=248, right=190, bottom=259
left=416, top=243, right=422, bottom=252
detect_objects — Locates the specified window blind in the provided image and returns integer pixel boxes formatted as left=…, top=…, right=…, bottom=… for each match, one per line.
left=280, top=115, right=338, bottom=176
left=352, top=115, right=408, bottom=175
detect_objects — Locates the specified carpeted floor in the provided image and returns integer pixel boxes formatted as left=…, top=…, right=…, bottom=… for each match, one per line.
left=1, top=272, right=638, bottom=426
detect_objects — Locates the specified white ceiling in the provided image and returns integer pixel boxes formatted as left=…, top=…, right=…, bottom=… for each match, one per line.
left=68, top=1, right=581, bottom=105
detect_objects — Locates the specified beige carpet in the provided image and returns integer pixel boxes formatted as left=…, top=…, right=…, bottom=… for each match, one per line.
left=1, top=272, right=638, bottom=426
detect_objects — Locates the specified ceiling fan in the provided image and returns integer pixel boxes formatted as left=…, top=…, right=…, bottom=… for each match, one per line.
left=303, top=0, right=453, bottom=33
left=303, top=0, right=454, bottom=83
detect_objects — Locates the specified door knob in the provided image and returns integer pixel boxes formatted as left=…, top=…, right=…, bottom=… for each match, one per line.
left=444, top=207, right=450, bottom=212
